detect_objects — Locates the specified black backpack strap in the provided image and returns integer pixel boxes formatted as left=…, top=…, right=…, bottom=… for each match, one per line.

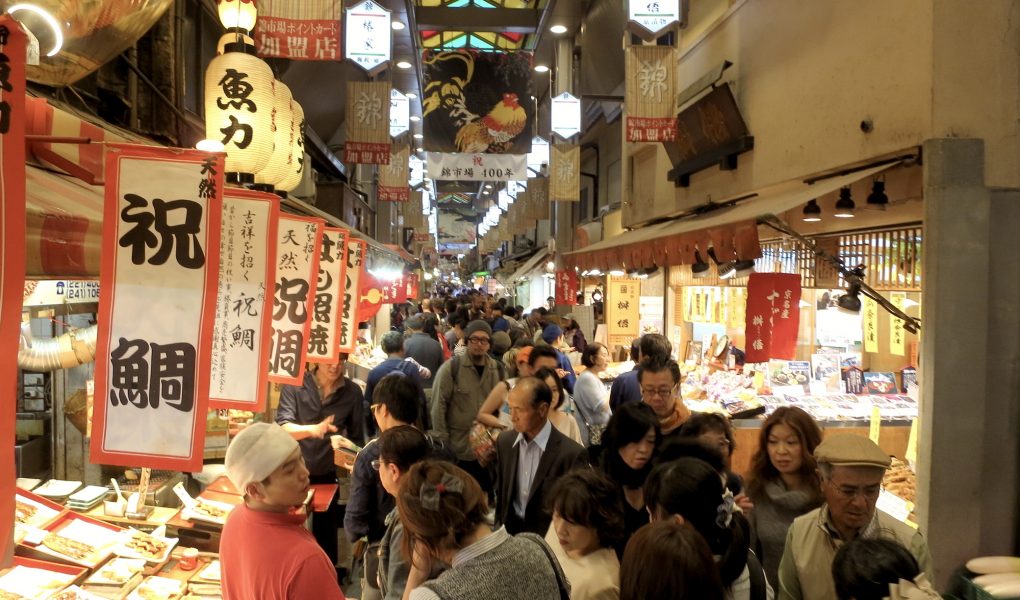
left=449, top=355, right=460, bottom=386
left=746, top=548, right=768, bottom=600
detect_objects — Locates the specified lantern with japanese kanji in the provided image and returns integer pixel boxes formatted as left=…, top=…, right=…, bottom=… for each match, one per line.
left=218, top=0, right=258, bottom=33
left=278, top=101, right=306, bottom=193
left=204, top=48, right=275, bottom=180
left=254, top=79, right=295, bottom=187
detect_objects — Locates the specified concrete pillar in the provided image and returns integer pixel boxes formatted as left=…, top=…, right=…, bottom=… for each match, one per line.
left=552, top=37, right=575, bottom=266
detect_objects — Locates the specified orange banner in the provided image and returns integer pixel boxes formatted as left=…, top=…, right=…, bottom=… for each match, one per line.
left=268, top=215, right=324, bottom=384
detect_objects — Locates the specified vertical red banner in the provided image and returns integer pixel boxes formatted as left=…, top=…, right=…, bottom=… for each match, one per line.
left=268, top=215, right=324, bottom=384
left=382, top=275, right=407, bottom=303
left=0, top=17, right=27, bottom=565
left=555, top=270, right=578, bottom=306
left=744, top=273, right=802, bottom=363
left=93, top=145, right=223, bottom=472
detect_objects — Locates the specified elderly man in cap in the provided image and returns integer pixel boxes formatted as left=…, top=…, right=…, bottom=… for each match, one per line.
left=220, top=423, right=346, bottom=599
left=777, top=434, right=932, bottom=600
left=430, top=319, right=506, bottom=494
left=403, top=313, right=443, bottom=388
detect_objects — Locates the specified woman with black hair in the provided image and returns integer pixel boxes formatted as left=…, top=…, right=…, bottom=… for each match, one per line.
left=832, top=538, right=939, bottom=600
left=533, top=366, right=583, bottom=444
left=645, top=457, right=773, bottom=600
left=545, top=469, right=626, bottom=600
left=598, top=403, right=661, bottom=554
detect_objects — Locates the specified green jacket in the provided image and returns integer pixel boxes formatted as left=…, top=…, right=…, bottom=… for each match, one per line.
left=430, top=355, right=504, bottom=461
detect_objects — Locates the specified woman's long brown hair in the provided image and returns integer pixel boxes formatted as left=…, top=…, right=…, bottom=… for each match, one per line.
left=746, top=406, right=824, bottom=503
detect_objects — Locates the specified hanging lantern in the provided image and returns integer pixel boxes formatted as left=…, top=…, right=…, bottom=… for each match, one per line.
left=254, top=79, right=295, bottom=187
left=216, top=31, right=254, bottom=55
left=218, top=0, right=258, bottom=33
left=204, top=48, right=275, bottom=180
left=278, top=101, right=306, bottom=192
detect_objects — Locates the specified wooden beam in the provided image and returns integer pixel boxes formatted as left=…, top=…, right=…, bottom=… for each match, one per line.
left=414, top=6, right=539, bottom=33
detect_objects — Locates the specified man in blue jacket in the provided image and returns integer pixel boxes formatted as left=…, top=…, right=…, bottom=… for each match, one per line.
left=365, top=331, right=428, bottom=432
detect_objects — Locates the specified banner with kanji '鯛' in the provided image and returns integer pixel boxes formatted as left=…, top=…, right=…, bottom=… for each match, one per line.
left=253, top=0, right=342, bottom=61
left=93, top=145, right=223, bottom=472
left=269, top=215, right=324, bottom=384
left=344, top=81, right=391, bottom=164
left=625, top=45, right=679, bottom=142
left=209, top=188, right=278, bottom=410
left=307, top=227, right=347, bottom=363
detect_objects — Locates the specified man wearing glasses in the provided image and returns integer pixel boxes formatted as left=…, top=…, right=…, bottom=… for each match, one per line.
left=431, top=320, right=506, bottom=494
left=637, top=356, right=691, bottom=445
left=777, top=434, right=932, bottom=600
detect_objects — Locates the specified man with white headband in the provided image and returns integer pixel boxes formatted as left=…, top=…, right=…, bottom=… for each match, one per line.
left=220, top=423, right=346, bottom=600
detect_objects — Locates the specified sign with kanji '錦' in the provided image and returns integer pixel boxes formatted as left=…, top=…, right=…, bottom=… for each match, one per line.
left=426, top=152, right=526, bottom=181
left=93, top=145, right=223, bottom=472
left=307, top=227, right=348, bottom=363
left=744, top=273, right=802, bottom=363
left=268, top=215, right=324, bottom=384
left=550, top=144, right=580, bottom=201
left=345, top=0, right=391, bottom=73
left=344, top=81, right=391, bottom=164
left=254, top=0, right=342, bottom=61
left=209, top=187, right=278, bottom=410
left=607, top=278, right=641, bottom=350
left=625, top=45, right=679, bottom=142
left=378, top=145, right=410, bottom=201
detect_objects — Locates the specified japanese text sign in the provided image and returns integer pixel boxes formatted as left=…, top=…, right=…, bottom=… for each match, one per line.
left=390, top=88, right=409, bottom=137
left=550, top=144, right=580, bottom=201
left=337, top=239, right=366, bottom=353
left=744, top=273, right=802, bottom=363
left=550, top=92, right=581, bottom=139
left=209, top=188, right=278, bottom=410
left=378, top=145, right=410, bottom=201
left=0, top=17, right=28, bottom=557
left=93, top=145, right=223, bottom=471
left=863, top=296, right=879, bottom=353
left=555, top=270, right=578, bottom=306
left=607, top=278, right=641, bottom=350
left=344, top=81, right=392, bottom=164
left=269, top=215, right=324, bottom=384
left=889, top=292, right=906, bottom=356
left=307, top=227, right=348, bottom=363
left=345, top=0, right=392, bottom=73
left=628, top=0, right=684, bottom=39
left=254, top=0, right=342, bottom=61
left=382, top=275, right=408, bottom=303
left=625, top=45, right=679, bottom=142
left=426, top=152, right=527, bottom=181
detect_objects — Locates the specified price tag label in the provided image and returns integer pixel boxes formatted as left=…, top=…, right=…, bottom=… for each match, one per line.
left=869, top=405, right=882, bottom=444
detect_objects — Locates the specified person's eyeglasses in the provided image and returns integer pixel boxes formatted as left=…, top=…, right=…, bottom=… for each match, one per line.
left=827, top=480, right=881, bottom=501
left=641, top=386, right=676, bottom=398
left=467, top=337, right=490, bottom=345
left=371, top=459, right=382, bottom=471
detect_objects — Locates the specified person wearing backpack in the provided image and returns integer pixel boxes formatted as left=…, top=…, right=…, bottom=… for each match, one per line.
left=430, top=320, right=505, bottom=495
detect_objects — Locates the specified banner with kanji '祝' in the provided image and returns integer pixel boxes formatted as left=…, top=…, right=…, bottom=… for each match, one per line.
left=209, top=188, right=278, bottom=410
left=253, top=0, right=342, bottom=61
left=93, top=145, right=223, bottom=471
left=550, top=144, right=580, bottom=201
left=307, top=227, right=347, bottom=363
left=378, top=145, right=410, bottom=201
left=744, top=273, right=802, bottom=363
left=625, top=45, right=679, bottom=142
left=269, top=215, right=324, bottom=384
left=337, top=239, right=366, bottom=354
left=344, top=81, right=391, bottom=164
left=0, top=17, right=28, bottom=560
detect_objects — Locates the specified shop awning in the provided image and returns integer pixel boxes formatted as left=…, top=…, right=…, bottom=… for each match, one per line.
left=508, top=248, right=551, bottom=283
left=564, top=161, right=901, bottom=271
left=27, top=165, right=104, bottom=278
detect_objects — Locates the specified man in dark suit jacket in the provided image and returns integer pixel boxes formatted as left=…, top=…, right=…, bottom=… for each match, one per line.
left=495, top=377, right=589, bottom=535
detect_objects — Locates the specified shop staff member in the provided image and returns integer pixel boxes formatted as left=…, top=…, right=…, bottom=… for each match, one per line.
left=221, top=423, right=346, bottom=600
left=777, top=435, right=933, bottom=600
left=637, top=356, right=690, bottom=444
left=277, top=355, right=365, bottom=571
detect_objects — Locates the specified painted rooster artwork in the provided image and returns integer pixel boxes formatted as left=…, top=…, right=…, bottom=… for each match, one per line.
left=454, top=92, right=528, bottom=153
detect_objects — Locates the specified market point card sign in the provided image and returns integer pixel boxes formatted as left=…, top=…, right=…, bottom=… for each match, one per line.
left=209, top=188, right=279, bottom=410
left=390, top=89, right=409, bottom=138
left=268, top=215, right=324, bottom=384
left=0, top=17, right=28, bottom=559
left=254, top=0, right=342, bottom=61
left=378, top=145, right=411, bottom=201
left=345, top=0, right=391, bottom=73
left=427, top=152, right=527, bottom=181
left=307, top=227, right=348, bottom=364
left=337, top=238, right=366, bottom=354
left=627, top=0, right=685, bottom=40
left=744, top=273, right=802, bottom=364
left=93, top=145, right=223, bottom=472
left=550, top=92, right=581, bottom=140
left=625, top=45, right=679, bottom=142
left=344, top=81, right=391, bottom=164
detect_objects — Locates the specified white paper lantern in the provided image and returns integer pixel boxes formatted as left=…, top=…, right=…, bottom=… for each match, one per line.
left=216, top=32, right=255, bottom=55
left=204, top=50, right=275, bottom=176
left=254, top=79, right=295, bottom=186
left=218, top=0, right=258, bottom=32
left=278, top=101, right=306, bottom=192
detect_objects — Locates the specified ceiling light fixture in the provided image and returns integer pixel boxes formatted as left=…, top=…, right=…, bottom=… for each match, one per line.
left=406, top=92, right=417, bottom=99
left=730, top=259, right=756, bottom=279
left=8, top=3, right=64, bottom=56
left=396, top=60, right=412, bottom=69
left=834, top=187, right=856, bottom=218
left=413, top=133, right=423, bottom=139
left=196, top=139, right=225, bottom=152
left=391, top=20, right=405, bottom=30
left=550, top=24, right=568, bottom=34
left=415, top=147, right=424, bottom=153
left=802, top=199, right=822, bottom=222
left=534, top=65, right=550, bottom=73
left=691, top=250, right=711, bottom=278
left=409, top=115, right=421, bottom=122
left=608, top=269, right=625, bottom=277
left=866, top=179, right=889, bottom=206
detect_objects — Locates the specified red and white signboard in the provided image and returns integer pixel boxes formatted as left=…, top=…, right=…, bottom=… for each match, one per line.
left=93, top=145, right=223, bottom=472
left=337, top=238, right=366, bottom=353
left=268, top=215, right=324, bottom=384
left=744, top=273, right=802, bottom=363
left=253, top=0, right=342, bottom=61
left=555, top=270, right=578, bottom=306
left=209, top=188, right=278, bottom=410
left=307, top=227, right=347, bottom=363
left=0, top=17, right=29, bottom=560
left=381, top=275, right=408, bottom=303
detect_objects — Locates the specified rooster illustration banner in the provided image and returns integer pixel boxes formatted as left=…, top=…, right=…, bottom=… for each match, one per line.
left=625, top=45, right=679, bottom=142
left=378, top=145, right=410, bottom=201
left=344, top=81, right=391, bottom=165
left=422, top=50, right=534, bottom=176
left=550, top=144, right=581, bottom=201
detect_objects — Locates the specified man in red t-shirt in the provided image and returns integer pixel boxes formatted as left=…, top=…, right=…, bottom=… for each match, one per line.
left=221, top=423, right=345, bottom=600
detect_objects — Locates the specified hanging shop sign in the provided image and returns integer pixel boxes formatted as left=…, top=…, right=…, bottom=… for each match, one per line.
left=382, top=275, right=408, bottom=303
left=625, top=45, right=679, bottom=142
left=209, top=187, right=278, bottom=410
left=0, top=17, right=28, bottom=557
left=555, top=270, right=578, bottom=306
left=550, top=92, right=581, bottom=140
left=345, top=0, right=392, bottom=73
left=627, top=0, right=686, bottom=40
left=527, top=135, right=549, bottom=176
left=863, top=296, right=879, bottom=353
left=344, top=81, right=391, bottom=164
left=268, top=215, right=324, bottom=384
left=607, top=278, right=641, bottom=350
left=889, top=292, right=906, bottom=356
left=378, top=145, right=411, bottom=201
left=405, top=273, right=420, bottom=298
left=356, top=265, right=383, bottom=321
left=253, top=0, right=342, bottom=61
left=665, top=82, right=754, bottom=187
left=744, top=273, right=802, bottom=364
left=550, top=144, right=580, bottom=201
left=254, top=79, right=295, bottom=187
left=390, top=89, right=410, bottom=137
left=204, top=50, right=275, bottom=176
left=337, top=238, right=366, bottom=353
left=528, top=178, right=550, bottom=220
left=307, top=227, right=348, bottom=363
left=93, top=145, right=223, bottom=472
left=426, top=152, right=527, bottom=181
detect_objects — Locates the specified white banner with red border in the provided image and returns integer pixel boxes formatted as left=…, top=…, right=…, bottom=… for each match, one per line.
left=268, top=215, right=324, bottom=384
left=426, top=152, right=527, bottom=181
left=337, top=238, right=365, bottom=353
left=307, top=227, right=347, bottom=363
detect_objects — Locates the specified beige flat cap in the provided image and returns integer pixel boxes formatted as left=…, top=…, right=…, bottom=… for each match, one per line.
left=815, top=434, right=892, bottom=469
